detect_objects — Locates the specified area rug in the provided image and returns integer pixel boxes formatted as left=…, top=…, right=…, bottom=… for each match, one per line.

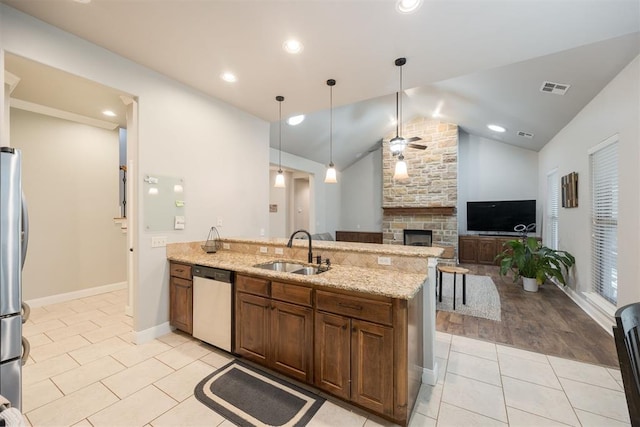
left=194, top=360, right=325, bottom=427
left=436, top=274, right=502, bottom=321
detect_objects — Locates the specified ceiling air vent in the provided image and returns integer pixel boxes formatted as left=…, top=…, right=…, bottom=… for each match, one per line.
left=517, top=131, right=534, bottom=139
left=540, top=81, right=571, bottom=95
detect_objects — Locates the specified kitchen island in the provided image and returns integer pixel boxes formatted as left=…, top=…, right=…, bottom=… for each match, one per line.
left=166, top=237, right=442, bottom=426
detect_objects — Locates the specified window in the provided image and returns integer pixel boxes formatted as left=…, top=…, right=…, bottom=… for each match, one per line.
left=546, top=169, right=559, bottom=250
left=589, top=135, right=618, bottom=305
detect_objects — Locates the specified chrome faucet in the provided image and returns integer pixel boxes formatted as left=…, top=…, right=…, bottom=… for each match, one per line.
left=287, top=229, right=313, bottom=263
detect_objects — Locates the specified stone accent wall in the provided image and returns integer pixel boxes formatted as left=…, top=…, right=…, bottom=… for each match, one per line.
left=382, top=117, right=458, bottom=253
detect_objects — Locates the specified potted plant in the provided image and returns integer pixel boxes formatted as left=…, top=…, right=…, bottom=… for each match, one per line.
left=495, top=237, right=575, bottom=292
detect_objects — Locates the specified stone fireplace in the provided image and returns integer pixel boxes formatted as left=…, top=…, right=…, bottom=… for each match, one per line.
left=382, top=117, right=458, bottom=257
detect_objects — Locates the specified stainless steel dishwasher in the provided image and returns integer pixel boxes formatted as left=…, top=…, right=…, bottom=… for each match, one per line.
left=192, top=265, right=233, bottom=352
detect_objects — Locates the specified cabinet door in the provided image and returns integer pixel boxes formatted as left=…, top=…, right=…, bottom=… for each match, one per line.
left=477, top=238, right=498, bottom=264
left=270, top=300, right=313, bottom=382
left=170, top=277, right=193, bottom=334
left=314, top=311, right=351, bottom=400
left=351, top=319, right=394, bottom=416
left=235, top=293, right=270, bottom=364
left=458, top=237, right=478, bottom=263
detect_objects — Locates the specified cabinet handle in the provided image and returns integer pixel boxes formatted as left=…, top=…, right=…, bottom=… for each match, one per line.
left=338, top=302, right=363, bottom=311
left=175, top=268, right=184, bottom=273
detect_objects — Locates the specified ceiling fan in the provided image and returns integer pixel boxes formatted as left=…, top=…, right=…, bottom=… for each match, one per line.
left=386, top=57, right=427, bottom=155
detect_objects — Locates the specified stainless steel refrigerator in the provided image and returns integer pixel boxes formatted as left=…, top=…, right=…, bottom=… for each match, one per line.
left=0, top=147, right=29, bottom=411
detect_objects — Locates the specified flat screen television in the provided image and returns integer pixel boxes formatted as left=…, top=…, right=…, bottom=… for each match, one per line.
left=467, top=200, right=536, bottom=233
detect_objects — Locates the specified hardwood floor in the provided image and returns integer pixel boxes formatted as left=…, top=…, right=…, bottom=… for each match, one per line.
left=435, top=263, right=619, bottom=368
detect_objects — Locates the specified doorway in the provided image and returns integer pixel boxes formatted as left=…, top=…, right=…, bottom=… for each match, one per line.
left=269, top=167, right=312, bottom=238
left=3, top=53, right=137, bottom=320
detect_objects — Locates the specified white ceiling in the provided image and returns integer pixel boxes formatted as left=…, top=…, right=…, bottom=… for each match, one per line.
left=2, top=0, right=639, bottom=168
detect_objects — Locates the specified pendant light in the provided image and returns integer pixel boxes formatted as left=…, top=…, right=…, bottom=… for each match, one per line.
left=324, top=79, right=337, bottom=184
left=274, top=95, right=286, bottom=188
left=394, top=153, right=409, bottom=180
left=389, top=57, right=407, bottom=155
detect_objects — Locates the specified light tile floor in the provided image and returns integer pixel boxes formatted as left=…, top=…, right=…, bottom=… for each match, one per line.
left=22, top=290, right=630, bottom=426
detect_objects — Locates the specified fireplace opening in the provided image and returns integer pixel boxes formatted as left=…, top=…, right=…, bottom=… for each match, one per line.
left=403, top=229, right=433, bottom=246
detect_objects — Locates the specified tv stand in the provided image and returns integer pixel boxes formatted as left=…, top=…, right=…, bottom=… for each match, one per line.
left=458, top=234, right=540, bottom=265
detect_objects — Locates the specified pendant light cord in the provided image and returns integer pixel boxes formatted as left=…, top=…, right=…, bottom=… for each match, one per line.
left=399, top=63, right=403, bottom=137
left=276, top=95, right=284, bottom=172
left=326, top=79, right=336, bottom=167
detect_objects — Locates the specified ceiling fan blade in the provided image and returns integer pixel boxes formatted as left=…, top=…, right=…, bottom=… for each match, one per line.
left=406, top=136, right=422, bottom=142
left=408, top=143, right=427, bottom=150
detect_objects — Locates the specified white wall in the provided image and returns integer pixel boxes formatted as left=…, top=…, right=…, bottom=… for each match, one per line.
left=11, top=109, right=127, bottom=300
left=538, top=55, right=640, bottom=313
left=340, top=148, right=382, bottom=232
left=458, top=131, right=539, bottom=234
left=269, top=148, right=341, bottom=237
left=1, top=5, right=269, bottom=335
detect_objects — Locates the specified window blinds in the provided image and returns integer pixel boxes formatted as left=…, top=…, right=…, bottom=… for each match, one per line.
left=590, top=138, right=618, bottom=305
left=546, top=170, right=559, bottom=250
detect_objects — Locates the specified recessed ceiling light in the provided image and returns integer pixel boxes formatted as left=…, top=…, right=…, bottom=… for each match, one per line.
left=102, top=110, right=116, bottom=117
left=487, top=124, right=506, bottom=132
left=73, top=0, right=92, bottom=3
left=283, top=39, right=303, bottom=54
left=396, top=0, right=423, bottom=14
left=286, top=115, right=305, bottom=126
left=221, top=72, right=237, bottom=83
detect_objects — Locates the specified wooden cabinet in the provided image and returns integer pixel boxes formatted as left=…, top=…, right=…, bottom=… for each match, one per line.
left=234, top=273, right=421, bottom=426
left=314, top=290, right=395, bottom=417
left=458, top=236, right=479, bottom=263
left=235, top=275, right=313, bottom=382
left=169, top=262, right=193, bottom=334
left=336, top=231, right=383, bottom=244
left=458, top=235, right=532, bottom=265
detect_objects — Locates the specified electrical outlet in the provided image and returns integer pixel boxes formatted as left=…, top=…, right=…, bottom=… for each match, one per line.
left=151, top=236, right=167, bottom=248
left=259, top=246, right=268, bottom=254
left=275, top=248, right=284, bottom=255
left=223, top=243, right=230, bottom=250
left=377, top=256, right=391, bottom=266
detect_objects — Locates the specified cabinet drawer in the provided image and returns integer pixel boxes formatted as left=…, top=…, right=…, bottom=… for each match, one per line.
left=236, top=275, right=270, bottom=297
left=271, top=281, right=313, bottom=307
left=316, top=290, right=392, bottom=326
left=170, top=263, right=192, bottom=280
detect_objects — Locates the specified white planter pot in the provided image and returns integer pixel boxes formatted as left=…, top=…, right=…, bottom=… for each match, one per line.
left=523, top=277, right=539, bottom=292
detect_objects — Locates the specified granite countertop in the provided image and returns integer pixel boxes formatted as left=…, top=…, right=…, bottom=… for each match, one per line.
left=222, top=237, right=444, bottom=258
left=167, top=249, right=430, bottom=300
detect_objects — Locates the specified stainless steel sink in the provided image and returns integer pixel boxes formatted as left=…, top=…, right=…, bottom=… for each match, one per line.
left=253, top=261, right=328, bottom=275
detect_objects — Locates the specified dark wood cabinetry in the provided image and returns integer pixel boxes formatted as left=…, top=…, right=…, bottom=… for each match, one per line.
left=169, top=262, right=193, bottom=334
left=458, top=235, right=518, bottom=265
left=458, top=235, right=538, bottom=265
left=336, top=231, right=383, bottom=244
left=229, top=270, right=422, bottom=425
left=235, top=275, right=313, bottom=382
left=314, top=289, right=395, bottom=417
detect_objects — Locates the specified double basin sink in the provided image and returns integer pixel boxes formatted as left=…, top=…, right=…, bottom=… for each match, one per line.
left=253, top=260, right=329, bottom=276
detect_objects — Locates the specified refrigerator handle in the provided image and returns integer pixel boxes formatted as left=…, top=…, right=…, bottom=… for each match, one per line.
left=21, top=302, right=30, bottom=323
left=21, top=337, right=30, bottom=366
left=21, top=191, right=29, bottom=269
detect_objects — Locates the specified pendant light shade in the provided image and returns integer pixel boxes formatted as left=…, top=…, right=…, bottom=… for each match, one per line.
left=324, top=79, right=338, bottom=184
left=393, top=154, right=409, bottom=180
left=274, top=95, right=286, bottom=188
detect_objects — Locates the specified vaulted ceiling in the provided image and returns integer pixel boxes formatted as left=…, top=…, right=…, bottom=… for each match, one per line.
left=2, top=0, right=639, bottom=168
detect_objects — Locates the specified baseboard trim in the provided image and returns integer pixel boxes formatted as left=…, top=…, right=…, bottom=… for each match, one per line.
left=135, top=322, right=172, bottom=344
left=558, top=284, right=614, bottom=336
left=26, top=282, right=127, bottom=308
left=422, top=361, right=438, bottom=386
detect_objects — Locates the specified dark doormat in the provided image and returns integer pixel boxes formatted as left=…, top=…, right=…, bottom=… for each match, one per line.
left=194, top=360, right=325, bottom=427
